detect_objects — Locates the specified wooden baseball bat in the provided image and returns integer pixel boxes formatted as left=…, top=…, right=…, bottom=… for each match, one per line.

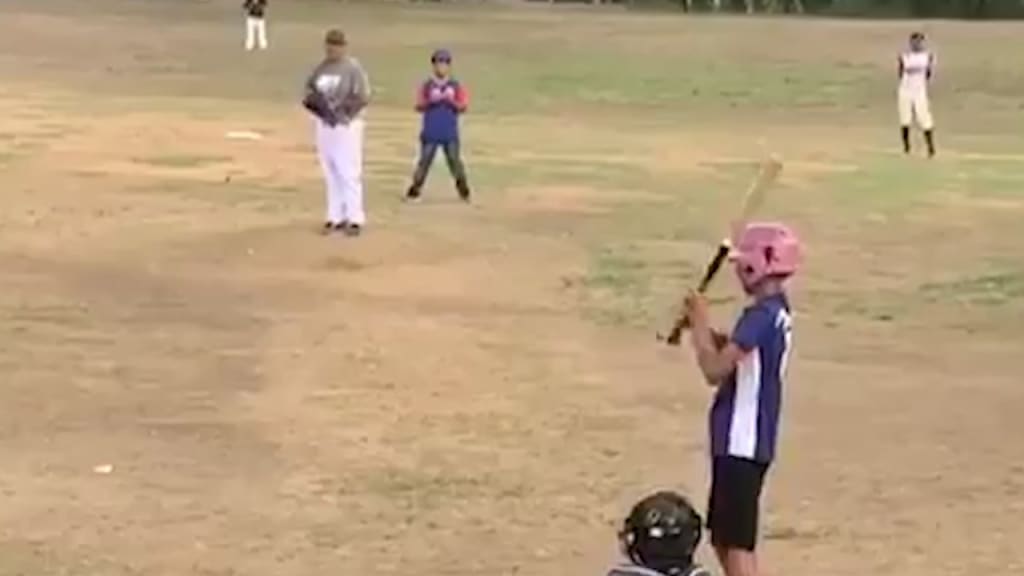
left=658, top=156, right=782, bottom=346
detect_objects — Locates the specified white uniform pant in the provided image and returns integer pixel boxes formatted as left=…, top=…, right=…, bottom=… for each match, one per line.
left=316, top=118, right=366, bottom=226
left=898, top=89, right=933, bottom=130
left=245, top=17, right=268, bottom=51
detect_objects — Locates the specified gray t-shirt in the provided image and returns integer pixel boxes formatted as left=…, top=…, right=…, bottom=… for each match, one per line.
left=305, top=56, right=371, bottom=124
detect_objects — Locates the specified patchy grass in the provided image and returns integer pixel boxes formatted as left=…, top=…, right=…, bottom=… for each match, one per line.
left=132, top=154, right=233, bottom=168
left=580, top=244, right=653, bottom=327
left=920, top=271, right=1024, bottom=306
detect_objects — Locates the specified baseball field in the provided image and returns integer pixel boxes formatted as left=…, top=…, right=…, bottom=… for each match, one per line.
left=1, top=0, right=1022, bottom=574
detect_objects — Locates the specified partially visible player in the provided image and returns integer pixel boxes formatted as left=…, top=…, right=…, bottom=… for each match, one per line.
left=682, top=223, right=801, bottom=576
left=242, top=0, right=268, bottom=51
left=898, top=31, right=937, bottom=157
left=607, top=491, right=712, bottom=576
left=404, top=48, right=472, bottom=203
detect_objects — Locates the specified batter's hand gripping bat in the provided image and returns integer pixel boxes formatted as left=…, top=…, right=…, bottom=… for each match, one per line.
left=658, top=156, right=782, bottom=346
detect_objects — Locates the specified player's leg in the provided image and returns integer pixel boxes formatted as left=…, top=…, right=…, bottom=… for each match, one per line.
left=245, top=17, right=256, bottom=51
left=442, top=140, right=471, bottom=201
left=898, top=90, right=913, bottom=154
left=406, top=141, right=439, bottom=201
left=915, top=93, right=936, bottom=157
left=257, top=18, right=268, bottom=50
left=707, top=457, right=768, bottom=576
left=316, top=124, right=345, bottom=231
left=338, top=119, right=366, bottom=234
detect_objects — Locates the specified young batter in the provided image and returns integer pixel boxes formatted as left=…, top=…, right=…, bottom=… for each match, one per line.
left=405, top=48, right=472, bottom=202
left=606, top=491, right=712, bottom=576
left=898, top=32, right=937, bottom=157
left=303, top=29, right=371, bottom=236
left=683, top=223, right=801, bottom=576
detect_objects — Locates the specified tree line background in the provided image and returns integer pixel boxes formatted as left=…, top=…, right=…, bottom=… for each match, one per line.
left=536, top=0, right=1024, bottom=17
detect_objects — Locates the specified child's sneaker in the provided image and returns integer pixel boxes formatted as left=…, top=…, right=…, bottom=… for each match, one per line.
left=456, top=179, right=471, bottom=202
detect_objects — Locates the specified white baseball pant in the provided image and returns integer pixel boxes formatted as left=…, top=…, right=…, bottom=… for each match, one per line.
left=245, top=17, right=268, bottom=51
left=898, top=89, right=933, bottom=130
left=316, top=118, right=366, bottom=226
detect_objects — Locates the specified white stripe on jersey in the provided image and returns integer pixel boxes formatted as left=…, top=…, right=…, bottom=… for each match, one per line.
left=729, top=344, right=763, bottom=459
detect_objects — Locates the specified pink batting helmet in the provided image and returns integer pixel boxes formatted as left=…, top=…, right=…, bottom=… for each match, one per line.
left=730, top=222, right=802, bottom=287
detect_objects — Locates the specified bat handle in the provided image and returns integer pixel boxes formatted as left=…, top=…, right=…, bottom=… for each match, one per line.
left=663, top=314, right=692, bottom=346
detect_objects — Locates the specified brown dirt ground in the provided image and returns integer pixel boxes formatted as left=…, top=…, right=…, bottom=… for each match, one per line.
left=1, top=2, right=1022, bottom=576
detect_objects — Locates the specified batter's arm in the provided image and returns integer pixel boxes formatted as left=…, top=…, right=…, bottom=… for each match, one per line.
left=691, top=327, right=745, bottom=386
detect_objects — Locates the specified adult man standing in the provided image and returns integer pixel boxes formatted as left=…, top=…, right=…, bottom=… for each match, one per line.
left=302, top=29, right=372, bottom=236
left=243, top=0, right=268, bottom=51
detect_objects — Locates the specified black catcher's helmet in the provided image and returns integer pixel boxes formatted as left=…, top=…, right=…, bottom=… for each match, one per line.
left=619, top=491, right=703, bottom=576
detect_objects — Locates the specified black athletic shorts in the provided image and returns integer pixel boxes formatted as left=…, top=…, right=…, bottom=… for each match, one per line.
left=707, top=456, right=770, bottom=552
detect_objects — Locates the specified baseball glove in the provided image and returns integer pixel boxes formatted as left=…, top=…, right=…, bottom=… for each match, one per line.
left=302, top=91, right=339, bottom=127
left=339, top=94, right=368, bottom=119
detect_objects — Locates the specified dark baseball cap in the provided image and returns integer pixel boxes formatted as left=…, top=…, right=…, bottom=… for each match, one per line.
left=325, top=29, right=347, bottom=46
left=431, top=48, right=452, bottom=63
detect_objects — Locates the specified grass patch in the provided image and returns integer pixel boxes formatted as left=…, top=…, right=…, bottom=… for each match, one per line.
left=956, top=163, right=1024, bottom=200
left=919, top=271, right=1024, bottom=307
left=579, top=244, right=654, bottom=327
left=818, top=155, right=952, bottom=212
left=132, top=154, right=232, bottom=169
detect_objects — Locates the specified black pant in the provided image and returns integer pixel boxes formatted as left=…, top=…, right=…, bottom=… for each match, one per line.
left=410, top=140, right=468, bottom=191
left=707, top=456, right=769, bottom=552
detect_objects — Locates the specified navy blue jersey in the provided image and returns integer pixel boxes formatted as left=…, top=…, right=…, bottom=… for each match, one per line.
left=709, top=293, right=793, bottom=464
left=415, top=77, right=468, bottom=143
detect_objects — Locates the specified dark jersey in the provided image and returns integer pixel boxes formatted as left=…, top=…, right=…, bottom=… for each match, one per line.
left=709, top=293, right=792, bottom=464
left=243, top=0, right=267, bottom=18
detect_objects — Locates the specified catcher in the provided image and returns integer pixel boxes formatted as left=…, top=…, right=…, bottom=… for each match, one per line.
left=607, top=491, right=712, bottom=576
left=302, top=29, right=371, bottom=236
left=682, top=222, right=801, bottom=576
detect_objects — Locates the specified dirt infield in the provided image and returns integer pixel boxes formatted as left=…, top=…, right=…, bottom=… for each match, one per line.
left=1, top=1, right=1022, bottom=575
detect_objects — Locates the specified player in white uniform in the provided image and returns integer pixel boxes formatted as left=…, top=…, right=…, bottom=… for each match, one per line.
left=898, top=32, right=936, bottom=157
left=242, top=0, right=268, bottom=51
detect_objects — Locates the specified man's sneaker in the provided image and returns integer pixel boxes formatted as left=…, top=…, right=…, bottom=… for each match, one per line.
left=322, top=222, right=335, bottom=235
left=344, top=223, right=362, bottom=237
left=404, top=186, right=422, bottom=202
left=333, top=220, right=350, bottom=232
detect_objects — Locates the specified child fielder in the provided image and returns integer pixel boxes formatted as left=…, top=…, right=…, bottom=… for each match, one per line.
left=682, top=223, right=802, bottom=576
left=898, top=31, right=937, bottom=157
left=405, top=49, right=472, bottom=202
left=242, top=0, right=268, bottom=51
